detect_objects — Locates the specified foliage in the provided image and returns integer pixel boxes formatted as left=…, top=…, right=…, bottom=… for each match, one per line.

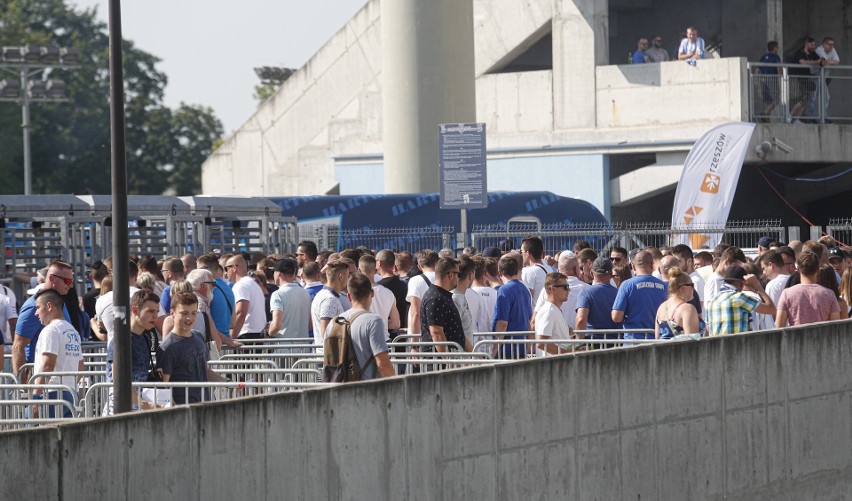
left=0, top=0, right=223, bottom=195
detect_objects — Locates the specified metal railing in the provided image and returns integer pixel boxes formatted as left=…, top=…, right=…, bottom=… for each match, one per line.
left=297, top=223, right=455, bottom=252
left=826, top=218, right=852, bottom=246
left=748, top=62, right=852, bottom=124
left=471, top=220, right=785, bottom=255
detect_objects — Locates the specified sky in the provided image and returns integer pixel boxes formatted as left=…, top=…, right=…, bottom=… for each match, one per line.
left=71, top=0, right=368, bottom=134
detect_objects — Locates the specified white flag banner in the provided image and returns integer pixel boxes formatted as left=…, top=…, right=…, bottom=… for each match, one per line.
left=671, top=122, right=756, bottom=249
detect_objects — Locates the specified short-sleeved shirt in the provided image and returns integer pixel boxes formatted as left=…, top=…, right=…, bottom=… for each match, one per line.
left=647, top=47, right=669, bottom=62
left=612, top=275, right=668, bottom=339
left=535, top=302, right=571, bottom=353
left=231, top=276, right=268, bottom=335
left=157, top=330, right=208, bottom=404
left=420, top=284, right=465, bottom=347
left=160, top=284, right=173, bottom=313
left=776, top=284, right=840, bottom=326
left=472, top=286, right=497, bottom=333
left=707, top=285, right=762, bottom=336
left=0, top=294, right=17, bottom=345
left=534, top=275, right=587, bottom=329
left=493, top=279, right=533, bottom=333
left=303, top=282, right=324, bottom=302
left=406, top=272, right=436, bottom=303
left=378, top=275, right=409, bottom=329
left=209, top=278, right=235, bottom=336
left=370, top=284, right=396, bottom=331
left=758, top=52, right=782, bottom=74
left=521, top=263, right=553, bottom=307
left=575, top=283, right=621, bottom=337
left=452, top=290, right=475, bottom=348
left=329, top=309, right=389, bottom=380
left=270, top=282, right=312, bottom=338
left=790, top=50, right=820, bottom=75
left=15, top=291, right=72, bottom=363
left=632, top=50, right=649, bottom=64
left=678, top=37, right=705, bottom=59
left=311, top=287, right=345, bottom=346
left=34, top=319, right=82, bottom=391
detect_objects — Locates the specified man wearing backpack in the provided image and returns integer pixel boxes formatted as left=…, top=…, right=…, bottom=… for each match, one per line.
left=324, top=273, right=394, bottom=381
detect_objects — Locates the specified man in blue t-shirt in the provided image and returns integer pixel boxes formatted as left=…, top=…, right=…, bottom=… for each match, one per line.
left=756, top=41, right=782, bottom=119
left=632, top=37, right=650, bottom=64
left=612, top=250, right=667, bottom=340
left=492, top=253, right=533, bottom=358
left=575, top=257, right=622, bottom=339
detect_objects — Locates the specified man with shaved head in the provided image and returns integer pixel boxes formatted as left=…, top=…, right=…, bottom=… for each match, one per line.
left=611, top=250, right=668, bottom=340
left=226, top=254, right=267, bottom=339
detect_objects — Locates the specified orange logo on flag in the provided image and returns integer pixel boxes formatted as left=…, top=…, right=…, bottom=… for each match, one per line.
left=700, top=174, right=720, bottom=193
left=690, top=234, right=712, bottom=249
left=683, top=206, right=703, bottom=225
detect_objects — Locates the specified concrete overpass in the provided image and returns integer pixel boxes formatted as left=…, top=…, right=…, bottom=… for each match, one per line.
left=6, top=319, right=852, bottom=499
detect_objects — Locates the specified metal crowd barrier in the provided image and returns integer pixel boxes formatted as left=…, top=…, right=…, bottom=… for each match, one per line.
left=219, top=351, right=321, bottom=370
left=210, top=366, right=322, bottom=384
left=83, top=380, right=330, bottom=417
left=0, top=400, right=77, bottom=429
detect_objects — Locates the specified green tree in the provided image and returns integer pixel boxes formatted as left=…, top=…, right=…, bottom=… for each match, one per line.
left=0, top=0, right=223, bottom=195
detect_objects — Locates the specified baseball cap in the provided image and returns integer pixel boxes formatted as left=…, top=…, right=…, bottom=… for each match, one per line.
left=829, top=247, right=846, bottom=261
left=273, top=257, right=298, bottom=275
left=723, top=264, right=747, bottom=282
left=776, top=245, right=795, bottom=260
left=757, top=236, right=773, bottom=248
left=592, top=257, right=613, bottom=274
left=498, top=239, right=514, bottom=252
left=482, top=246, right=502, bottom=258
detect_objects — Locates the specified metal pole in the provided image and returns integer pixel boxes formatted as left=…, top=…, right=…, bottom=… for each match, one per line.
left=109, top=0, right=131, bottom=414
left=20, top=68, right=31, bottom=195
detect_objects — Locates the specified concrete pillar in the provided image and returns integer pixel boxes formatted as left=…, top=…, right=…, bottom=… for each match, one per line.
left=553, top=0, right=609, bottom=130
left=381, top=0, right=476, bottom=194
left=767, top=0, right=783, bottom=49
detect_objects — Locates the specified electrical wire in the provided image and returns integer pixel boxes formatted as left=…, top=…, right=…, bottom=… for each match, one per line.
left=757, top=167, right=847, bottom=246
left=763, top=166, right=852, bottom=182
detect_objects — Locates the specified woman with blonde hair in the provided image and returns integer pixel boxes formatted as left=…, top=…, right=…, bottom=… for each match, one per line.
left=655, top=267, right=701, bottom=340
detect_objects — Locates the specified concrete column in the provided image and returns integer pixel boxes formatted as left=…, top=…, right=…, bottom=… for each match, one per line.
left=767, top=0, right=783, bottom=49
left=381, top=0, right=476, bottom=194
left=552, top=0, right=609, bottom=130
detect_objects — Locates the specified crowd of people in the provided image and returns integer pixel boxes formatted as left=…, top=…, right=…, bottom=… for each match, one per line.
left=6, top=234, right=851, bottom=412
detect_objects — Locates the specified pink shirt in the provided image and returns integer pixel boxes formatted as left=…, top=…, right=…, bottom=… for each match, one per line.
left=777, top=284, right=840, bottom=326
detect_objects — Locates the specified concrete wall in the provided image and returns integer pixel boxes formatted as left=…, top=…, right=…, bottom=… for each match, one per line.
left=7, top=320, right=852, bottom=499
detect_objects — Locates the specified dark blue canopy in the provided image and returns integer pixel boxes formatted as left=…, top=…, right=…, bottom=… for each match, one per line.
left=268, top=191, right=607, bottom=230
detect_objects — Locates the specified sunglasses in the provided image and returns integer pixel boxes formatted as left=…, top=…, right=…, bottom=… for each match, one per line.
left=50, top=274, right=73, bottom=286
left=552, top=284, right=570, bottom=290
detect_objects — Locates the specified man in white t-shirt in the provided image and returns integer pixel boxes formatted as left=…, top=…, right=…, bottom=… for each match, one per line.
left=760, top=248, right=793, bottom=319
left=521, top=237, right=554, bottom=305
left=226, top=254, right=268, bottom=339
left=535, top=273, right=572, bottom=355
left=33, top=289, right=83, bottom=418
left=671, top=244, right=706, bottom=304
left=452, top=256, right=479, bottom=350
left=358, top=255, right=399, bottom=333
left=533, top=252, right=587, bottom=329
left=471, top=256, right=498, bottom=334
left=311, top=260, right=350, bottom=348
left=703, top=246, right=746, bottom=309
left=406, top=250, right=438, bottom=336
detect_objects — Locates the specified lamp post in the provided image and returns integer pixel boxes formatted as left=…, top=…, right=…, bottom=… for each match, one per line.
left=0, top=45, right=79, bottom=195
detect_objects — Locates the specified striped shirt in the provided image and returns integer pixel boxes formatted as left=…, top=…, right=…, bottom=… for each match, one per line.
left=707, top=285, right=761, bottom=336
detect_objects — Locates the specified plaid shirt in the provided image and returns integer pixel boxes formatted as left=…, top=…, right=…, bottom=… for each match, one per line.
left=707, top=284, right=762, bottom=336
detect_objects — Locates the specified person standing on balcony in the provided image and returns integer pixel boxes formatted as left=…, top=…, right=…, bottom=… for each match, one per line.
left=647, top=35, right=669, bottom=62
left=677, top=27, right=705, bottom=64
left=815, top=37, right=840, bottom=122
left=756, top=41, right=782, bottom=120
left=789, top=37, right=823, bottom=122
left=632, top=37, right=650, bottom=64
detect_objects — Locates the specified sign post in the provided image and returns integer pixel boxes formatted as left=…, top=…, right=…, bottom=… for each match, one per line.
left=439, top=123, right=487, bottom=251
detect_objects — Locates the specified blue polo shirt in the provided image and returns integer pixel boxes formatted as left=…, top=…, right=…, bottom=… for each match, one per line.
left=612, top=275, right=667, bottom=340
